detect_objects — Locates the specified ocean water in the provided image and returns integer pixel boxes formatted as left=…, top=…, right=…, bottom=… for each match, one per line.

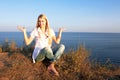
left=0, top=32, right=120, bottom=65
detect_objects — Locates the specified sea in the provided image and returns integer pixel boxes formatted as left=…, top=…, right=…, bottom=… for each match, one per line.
left=0, top=32, right=120, bottom=65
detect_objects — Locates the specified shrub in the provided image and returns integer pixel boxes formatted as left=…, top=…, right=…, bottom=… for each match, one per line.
left=2, top=39, right=9, bottom=52
left=0, top=44, right=120, bottom=80
left=0, top=47, right=2, bottom=53
left=9, top=40, right=17, bottom=52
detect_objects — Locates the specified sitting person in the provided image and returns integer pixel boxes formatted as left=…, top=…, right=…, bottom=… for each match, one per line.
left=17, top=14, right=65, bottom=76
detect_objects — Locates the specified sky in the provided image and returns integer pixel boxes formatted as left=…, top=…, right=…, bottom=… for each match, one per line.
left=0, top=0, right=120, bottom=33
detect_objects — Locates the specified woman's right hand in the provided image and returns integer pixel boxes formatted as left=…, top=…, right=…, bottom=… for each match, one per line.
left=17, top=26, right=26, bottom=32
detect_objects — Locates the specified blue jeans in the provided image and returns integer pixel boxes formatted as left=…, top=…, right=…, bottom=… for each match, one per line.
left=35, top=44, right=65, bottom=62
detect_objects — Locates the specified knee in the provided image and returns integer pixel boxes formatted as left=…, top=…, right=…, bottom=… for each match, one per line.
left=59, top=44, right=65, bottom=51
left=44, top=47, right=51, bottom=51
left=44, top=47, right=48, bottom=50
left=44, top=47, right=52, bottom=53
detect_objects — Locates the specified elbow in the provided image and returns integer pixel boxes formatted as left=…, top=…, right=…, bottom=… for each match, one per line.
left=26, top=43, right=29, bottom=46
left=25, top=43, right=29, bottom=46
left=25, top=42, right=30, bottom=46
left=56, top=42, right=60, bottom=44
left=56, top=41, right=60, bottom=44
left=55, top=38, right=60, bottom=44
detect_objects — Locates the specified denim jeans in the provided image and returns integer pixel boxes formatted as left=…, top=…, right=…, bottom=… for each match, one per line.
left=35, top=44, right=65, bottom=62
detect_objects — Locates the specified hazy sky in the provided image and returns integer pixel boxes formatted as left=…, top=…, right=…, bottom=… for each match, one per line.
left=0, top=0, right=120, bottom=32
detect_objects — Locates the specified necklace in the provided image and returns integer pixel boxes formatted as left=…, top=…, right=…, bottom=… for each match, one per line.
left=38, top=27, right=48, bottom=39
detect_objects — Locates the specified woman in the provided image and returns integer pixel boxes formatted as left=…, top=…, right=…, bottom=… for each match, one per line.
left=17, top=14, right=65, bottom=76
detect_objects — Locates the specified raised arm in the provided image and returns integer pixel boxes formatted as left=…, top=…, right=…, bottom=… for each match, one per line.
left=52, top=28, right=65, bottom=44
left=17, top=26, right=34, bottom=45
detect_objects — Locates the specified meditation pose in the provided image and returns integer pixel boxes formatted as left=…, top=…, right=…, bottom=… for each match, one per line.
left=18, top=14, right=65, bottom=76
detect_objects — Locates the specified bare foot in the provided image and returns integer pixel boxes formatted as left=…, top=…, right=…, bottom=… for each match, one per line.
left=47, top=64, right=59, bottom=76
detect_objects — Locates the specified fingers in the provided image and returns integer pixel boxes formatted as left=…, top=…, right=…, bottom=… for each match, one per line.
left=59, top=27, right=66, bottom=32
left=62, top=28, right=66, bottom=31
left=17, top=26, right=26, bottom=32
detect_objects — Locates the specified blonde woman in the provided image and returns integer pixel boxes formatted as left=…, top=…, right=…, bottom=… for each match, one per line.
left=18, top=14, right=65, bottom=76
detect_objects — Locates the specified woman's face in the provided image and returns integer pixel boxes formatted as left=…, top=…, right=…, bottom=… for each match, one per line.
left=38, top=18, right=46, bottom=27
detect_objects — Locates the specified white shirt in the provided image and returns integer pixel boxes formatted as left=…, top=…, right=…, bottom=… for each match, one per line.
left=30, top=27, right=55, bottom=63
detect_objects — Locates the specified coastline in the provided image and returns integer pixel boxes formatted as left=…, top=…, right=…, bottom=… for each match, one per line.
left=0, top=32, right=120, bottom=65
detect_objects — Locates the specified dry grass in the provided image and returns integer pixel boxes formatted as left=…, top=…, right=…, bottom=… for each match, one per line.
left=0, top=46, right=120, bottom=80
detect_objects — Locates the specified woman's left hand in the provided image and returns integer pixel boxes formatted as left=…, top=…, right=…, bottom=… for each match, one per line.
left=59, top=28, right=66, bottom=33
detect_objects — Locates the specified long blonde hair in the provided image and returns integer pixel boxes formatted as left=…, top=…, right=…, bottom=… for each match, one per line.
left=36, top=14, right=52, bottom=45
left=36, top=14, right=50, bottom=32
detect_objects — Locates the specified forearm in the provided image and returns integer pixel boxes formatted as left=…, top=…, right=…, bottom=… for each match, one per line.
left=56, top=30, right=62, bottom=44
left=23, top=31, right=30, bottom=45
left=17, top=26, right=32, bottom=45
left=53, top=28, right=64, bottom=44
